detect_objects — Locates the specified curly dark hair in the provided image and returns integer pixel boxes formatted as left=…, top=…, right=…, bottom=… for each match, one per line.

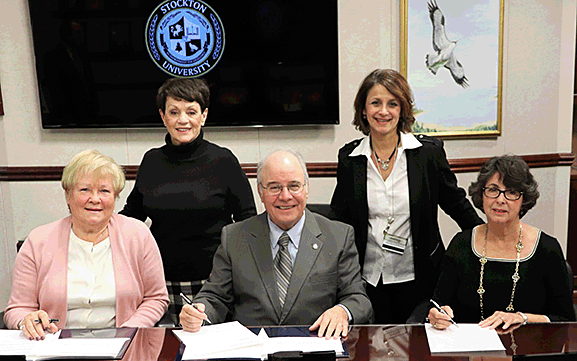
left=156, top=77, right=210, bottom=113
left=468, top=155, right=539, bottom=219
left=352, top=69, right=415, bottom=135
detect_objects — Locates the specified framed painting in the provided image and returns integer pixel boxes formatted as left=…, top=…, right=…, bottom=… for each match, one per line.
left=0, top=82, right=4, bottom=115
left=401, top=0, right=504, bottom=139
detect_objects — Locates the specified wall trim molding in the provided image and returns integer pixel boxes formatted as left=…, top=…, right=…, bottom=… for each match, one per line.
left=0, top=153, right=574, bottom=182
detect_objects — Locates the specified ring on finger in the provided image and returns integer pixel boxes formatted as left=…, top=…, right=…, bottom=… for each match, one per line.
left=433, top=322, right=438, bottom=328
left=501, top=317, right=505, bottom=322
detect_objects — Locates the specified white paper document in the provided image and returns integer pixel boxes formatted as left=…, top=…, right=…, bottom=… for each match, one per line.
left=27, top=337, right=130, bottom=360
left=0, top=330, right=60, bottom=355
left=173, top=321, right=265, bottom=359
left=0, top=329, right=129, bottom=360
left=425, top=323, right=506, bottom=353
left=173, top=322, right=345, bottom=360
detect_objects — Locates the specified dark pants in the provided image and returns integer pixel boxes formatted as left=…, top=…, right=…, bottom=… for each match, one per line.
left=367, top=280, right=420, bottom=324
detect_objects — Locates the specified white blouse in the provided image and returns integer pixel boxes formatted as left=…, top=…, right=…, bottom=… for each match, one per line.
left=349, top=133, right=422, bottom=286
left=66, top=229, right=116, bottom=329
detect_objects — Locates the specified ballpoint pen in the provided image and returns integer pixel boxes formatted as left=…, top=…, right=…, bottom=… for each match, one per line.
left=33, top=319, right=59, bottom=324
left=430, top=299, right=458, bottom=327
left=180, top=292, right=212, bottom=324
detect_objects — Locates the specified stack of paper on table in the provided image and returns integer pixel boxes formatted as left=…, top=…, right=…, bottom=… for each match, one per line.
left=425, top=323, right=506, bottom=353
left=173, top=321, right=344, bottom=360
left=0, top=330, right=130, bottom=360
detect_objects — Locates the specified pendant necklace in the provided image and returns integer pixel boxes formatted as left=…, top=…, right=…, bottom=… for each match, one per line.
left=371, top=136, right=400, bottom=171
left=477, top=224, right=523, bottom=320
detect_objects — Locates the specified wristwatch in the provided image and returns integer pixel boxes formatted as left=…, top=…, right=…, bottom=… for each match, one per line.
left=517, top=311, right=528, bottom=325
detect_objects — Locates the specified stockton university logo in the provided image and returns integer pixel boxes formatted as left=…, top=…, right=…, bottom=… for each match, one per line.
left=145, top=0, right=225, bottom=77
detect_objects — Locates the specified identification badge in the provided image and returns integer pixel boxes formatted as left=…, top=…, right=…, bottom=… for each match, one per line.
left=382, top=233, right=408, bottom=255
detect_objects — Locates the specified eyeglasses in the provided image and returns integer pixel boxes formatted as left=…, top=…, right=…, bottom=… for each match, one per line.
left=483, top=187, right=523, bottom=201
left=260, top=181, right=306, bottom=195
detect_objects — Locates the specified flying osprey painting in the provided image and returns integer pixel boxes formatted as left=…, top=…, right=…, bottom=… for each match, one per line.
left=425, top=0, right=469, bottom=87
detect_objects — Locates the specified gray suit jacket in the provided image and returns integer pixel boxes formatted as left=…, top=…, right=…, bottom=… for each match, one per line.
left=193, top=209, right=372, bottom=326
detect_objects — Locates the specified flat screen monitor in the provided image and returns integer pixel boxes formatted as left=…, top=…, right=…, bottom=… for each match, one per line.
left=27, top=0, right=340, bottom=129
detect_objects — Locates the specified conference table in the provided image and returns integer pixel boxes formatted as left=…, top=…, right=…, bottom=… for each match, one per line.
left=111, top=323, right=577, bottom=360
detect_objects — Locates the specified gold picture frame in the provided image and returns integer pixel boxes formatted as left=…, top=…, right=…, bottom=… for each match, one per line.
left=401, top=0, right=504, bottom=139
left=0, top=82, right=4, bottom=115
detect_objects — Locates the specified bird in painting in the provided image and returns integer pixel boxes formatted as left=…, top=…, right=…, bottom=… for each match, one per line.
left=425, top=0, right=469, bottom=87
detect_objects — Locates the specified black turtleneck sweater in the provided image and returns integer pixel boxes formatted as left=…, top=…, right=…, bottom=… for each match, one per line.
left=120, top=131, right=257, bottom=281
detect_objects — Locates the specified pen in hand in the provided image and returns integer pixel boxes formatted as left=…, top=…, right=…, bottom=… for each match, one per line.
left=33, top=319, right=59, bottom=324
left=430, top=299, right=458, bottom=327
left=180, top=292, right=212, bottom=324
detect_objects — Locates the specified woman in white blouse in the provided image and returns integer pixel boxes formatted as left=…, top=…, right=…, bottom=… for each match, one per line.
left=330, top=69, right=482, bottom=323
left=4, top=149, right=169, bottom=340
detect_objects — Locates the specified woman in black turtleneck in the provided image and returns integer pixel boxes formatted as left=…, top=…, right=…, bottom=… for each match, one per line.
left=120, top=78, right=256, bottom=323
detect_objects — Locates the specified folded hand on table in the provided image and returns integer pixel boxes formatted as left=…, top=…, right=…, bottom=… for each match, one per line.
left=309, top=305, right=349, bottom=340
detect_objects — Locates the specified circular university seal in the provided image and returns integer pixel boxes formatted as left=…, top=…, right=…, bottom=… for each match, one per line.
left=145, top=0, right=225, bottom=77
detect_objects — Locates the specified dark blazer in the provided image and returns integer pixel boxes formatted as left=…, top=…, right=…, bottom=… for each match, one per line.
left=330, top=134, right=483, bottom=297
left=193, top=209, right=373, bottom=326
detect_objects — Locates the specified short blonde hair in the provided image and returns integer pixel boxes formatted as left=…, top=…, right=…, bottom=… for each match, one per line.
left=61, top=149, right=126, bottom=198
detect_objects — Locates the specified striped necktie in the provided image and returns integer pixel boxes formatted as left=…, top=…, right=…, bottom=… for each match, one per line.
left=274, top=232, right=293, bottom=308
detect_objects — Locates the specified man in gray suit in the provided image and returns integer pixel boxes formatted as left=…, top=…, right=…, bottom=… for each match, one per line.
left=180, top=149, right=372, bottom=338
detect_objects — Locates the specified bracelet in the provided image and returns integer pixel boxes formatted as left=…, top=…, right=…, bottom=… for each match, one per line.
left=516, top=311, right=528, bottom=325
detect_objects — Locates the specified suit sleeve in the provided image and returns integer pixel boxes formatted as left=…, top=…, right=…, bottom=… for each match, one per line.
left=330, top=144, right=361, bottom=225
left=192, top=226, right=235, bottom=323
left=335, top=225, right=372, bottom=324
left=434, top=142, right=483, bottom=230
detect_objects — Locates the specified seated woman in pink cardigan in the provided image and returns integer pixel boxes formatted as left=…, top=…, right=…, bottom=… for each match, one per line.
left=4, top=149, right=169, bottom=340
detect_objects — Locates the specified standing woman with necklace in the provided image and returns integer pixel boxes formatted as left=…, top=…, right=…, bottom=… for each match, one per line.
left=330, top=69, right=483, bottom=324
left=428, top=155, right=576, bottom=330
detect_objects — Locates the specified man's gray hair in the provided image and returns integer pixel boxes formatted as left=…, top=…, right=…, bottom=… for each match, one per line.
left=256, top=148, right=310, bottom=185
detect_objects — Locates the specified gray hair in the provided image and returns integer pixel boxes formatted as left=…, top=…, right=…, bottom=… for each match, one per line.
left=256, top=148, right=310, bottom=185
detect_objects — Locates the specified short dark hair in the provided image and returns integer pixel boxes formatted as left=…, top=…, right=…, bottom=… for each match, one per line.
left=156, top=78, right=210, bottom=113
left=352, top=69, right=415, bottom=135
left=468, top=155, right=539, bottom=219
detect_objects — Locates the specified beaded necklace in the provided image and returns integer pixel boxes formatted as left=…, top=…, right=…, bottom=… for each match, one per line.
left=370, top=136, right=400, bottom=171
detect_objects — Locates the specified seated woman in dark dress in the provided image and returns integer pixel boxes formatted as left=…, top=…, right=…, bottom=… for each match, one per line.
left=428, top=155, right=576, bottom=330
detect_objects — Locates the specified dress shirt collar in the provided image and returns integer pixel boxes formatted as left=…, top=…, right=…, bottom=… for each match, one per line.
left=267, top=211, right=305, bottom=250
left=349, top=132, right=422, bottom=158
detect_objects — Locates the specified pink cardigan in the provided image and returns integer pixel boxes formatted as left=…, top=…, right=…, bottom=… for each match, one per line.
left=4, top=214, right=169, bottom=329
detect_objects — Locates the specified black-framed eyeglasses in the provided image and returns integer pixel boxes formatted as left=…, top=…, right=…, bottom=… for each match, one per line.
left=260, top=181, right=306, bottom=196
left=483, top=187, right=523, bottom=201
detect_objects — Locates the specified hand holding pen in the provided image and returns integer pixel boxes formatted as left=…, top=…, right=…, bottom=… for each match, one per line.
left=20, top=310, right=59, bottom=340
left=428, top=299, right=458, bottom=330
left=180, top=292, right=211, bottom=332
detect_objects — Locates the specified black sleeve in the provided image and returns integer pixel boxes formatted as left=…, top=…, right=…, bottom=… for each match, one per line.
left=225, top=152, right=256, bottom=222
left=330, top=156, right=352, bottom=224
left=119, top=172, right=148, bottom=222
left=433, top=140, right=483, bottom=230
left=431, top=232, right=464, bottom=310
left=542, top=235, right=576, bottom=321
